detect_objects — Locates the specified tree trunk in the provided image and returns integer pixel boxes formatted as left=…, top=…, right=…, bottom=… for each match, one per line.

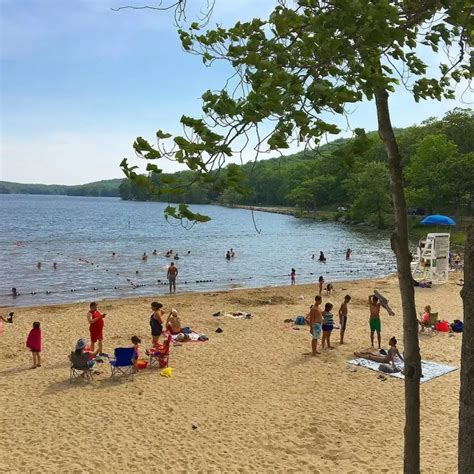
left=375, top=88, right=422, bottom=474
left=459, top=225, right=474, bottom=473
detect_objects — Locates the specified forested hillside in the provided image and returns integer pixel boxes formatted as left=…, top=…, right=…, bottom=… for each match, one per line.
left=119, top=108, right=474, bottom=227
left=0, top=179, right=122, bottom=197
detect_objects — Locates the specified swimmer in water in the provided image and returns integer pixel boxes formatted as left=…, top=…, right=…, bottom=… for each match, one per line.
left=53, top=262, right=57, bottom=269
left=37, top=262, right=41, bottom=269
left=142, top=252, right=148, bottom=261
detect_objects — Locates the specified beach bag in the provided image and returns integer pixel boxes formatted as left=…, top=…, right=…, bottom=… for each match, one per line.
left=435, top=321, right=450, bottom=332
left=451, top=320, right=464, bottom=333
left=378, top=364, right=399, bottom=374
left=294, top=316, right=306, bottom=326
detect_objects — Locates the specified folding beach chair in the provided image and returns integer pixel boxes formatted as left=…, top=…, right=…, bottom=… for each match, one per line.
left=70, top=351, right=94, bottom=383
left=110, top=347, right=135, bottom=380
left=149, top=335, right=171, bottom=369
left=426, top=311, right=440, bottom=333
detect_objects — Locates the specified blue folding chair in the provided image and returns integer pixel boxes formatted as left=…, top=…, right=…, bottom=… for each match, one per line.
left=110, top=347, right=135, bottom=380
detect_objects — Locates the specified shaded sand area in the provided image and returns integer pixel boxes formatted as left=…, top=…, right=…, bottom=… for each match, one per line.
left=0, top=275, right=464, bottom=472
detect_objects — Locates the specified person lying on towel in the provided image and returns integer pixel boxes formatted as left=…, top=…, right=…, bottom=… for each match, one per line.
left=354, top=336, right=404, bottom=373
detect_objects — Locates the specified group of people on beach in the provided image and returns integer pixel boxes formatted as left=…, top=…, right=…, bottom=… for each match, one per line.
left=306, top=294, right=352, bottom=354
left=305, top=290, right=401, bottom=369
left=18, top=299, right=187, bottom=370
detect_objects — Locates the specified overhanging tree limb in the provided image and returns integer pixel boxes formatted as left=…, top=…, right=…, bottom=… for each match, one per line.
left=119, top=1, right=472, bottom=470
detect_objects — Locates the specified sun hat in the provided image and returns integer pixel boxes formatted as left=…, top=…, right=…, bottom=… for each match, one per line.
left=75, top=338, right=87, bottom=351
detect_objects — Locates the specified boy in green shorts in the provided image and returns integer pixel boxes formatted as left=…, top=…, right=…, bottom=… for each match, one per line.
left=368, top=295, right=382, bottom=349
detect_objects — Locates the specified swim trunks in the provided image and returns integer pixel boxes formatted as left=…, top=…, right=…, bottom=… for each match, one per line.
left=322, top=323, right=333, bottom=332
left=369, top=317, right=381, bottom=333
left=340, top=315, right=347, bottom=331
left=312, top=323, right=322, bottom=340
left=168, top=275, right=176, bottom=283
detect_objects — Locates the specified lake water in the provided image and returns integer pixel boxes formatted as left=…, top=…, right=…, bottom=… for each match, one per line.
left=0, top=195, right=396, bottom=307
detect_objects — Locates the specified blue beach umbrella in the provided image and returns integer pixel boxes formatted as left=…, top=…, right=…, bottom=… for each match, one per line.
left=420, top=215, right=456, bottom=226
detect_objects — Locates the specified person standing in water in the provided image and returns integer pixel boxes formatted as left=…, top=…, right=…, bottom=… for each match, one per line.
left=167, top=262, right=178, bottom=293
left=346, top=249, right=352, bottom=260
left=290, top=268, right=296, bottom=285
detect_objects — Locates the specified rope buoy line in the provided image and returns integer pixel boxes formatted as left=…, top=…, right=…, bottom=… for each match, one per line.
left=2, top=266, right=398, bottom=299
left=4, top=247, right=397, bottom=299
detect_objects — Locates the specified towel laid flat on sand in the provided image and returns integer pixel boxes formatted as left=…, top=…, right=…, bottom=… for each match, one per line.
left=348, top=358, right=457, bottom=384
left=169, top=330, right=206, bottom=343
left=223, top=311, right=251, bottom=319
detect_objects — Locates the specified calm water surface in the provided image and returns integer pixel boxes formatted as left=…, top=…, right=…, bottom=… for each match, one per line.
left=0, top=195, right=396, bottom=307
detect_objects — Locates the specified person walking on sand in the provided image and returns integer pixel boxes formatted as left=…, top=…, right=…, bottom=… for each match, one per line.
left=150, top=301, right=165, bottom=346
left=87, top=302, right=106, bottom=355
left=368, top=294, right=384, bottom=349
left=306, top=295, right=323, bottom=356
left=318, top=276, right=324, bottom=295
left=338, top=295, right=351, bottom=344
left=290, top=268, right=296, bottom=285
left=321, top=302, right=335, bottom=349
left=167, top=262, right=178, bottom=293
left=26, top=321, right=42, bottom=368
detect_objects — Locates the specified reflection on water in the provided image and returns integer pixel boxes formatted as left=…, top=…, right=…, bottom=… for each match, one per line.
left=0, top=195, right=396, bottom=307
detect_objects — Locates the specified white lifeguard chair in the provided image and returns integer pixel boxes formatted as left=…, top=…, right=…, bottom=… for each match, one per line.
left=411, top=233, right=450, bottom=284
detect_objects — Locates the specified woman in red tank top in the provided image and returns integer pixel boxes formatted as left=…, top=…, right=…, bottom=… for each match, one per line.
left=87, top=302, right=106, bottom=355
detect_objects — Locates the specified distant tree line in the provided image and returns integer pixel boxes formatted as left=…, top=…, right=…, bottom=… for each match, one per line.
left=0, top=179, right=122, bottom=197
left=119, top=108, right=474, bottom=227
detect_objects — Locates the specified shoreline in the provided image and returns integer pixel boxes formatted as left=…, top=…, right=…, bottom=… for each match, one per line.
left=1, top=271, right=399, bottom=311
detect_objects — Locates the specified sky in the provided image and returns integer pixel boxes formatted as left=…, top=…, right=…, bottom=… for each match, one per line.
left=0, top=0, right=470, bottom=185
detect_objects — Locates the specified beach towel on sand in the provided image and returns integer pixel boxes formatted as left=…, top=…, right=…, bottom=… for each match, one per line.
left=348, top=358, right=457, bottom=384
left=223, top=311, right=251, bottom=319
left=169, top=330, right=206, bottom=343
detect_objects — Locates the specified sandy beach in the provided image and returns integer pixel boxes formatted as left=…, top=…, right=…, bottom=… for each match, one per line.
left=0, top=274, right=464, bottom=473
